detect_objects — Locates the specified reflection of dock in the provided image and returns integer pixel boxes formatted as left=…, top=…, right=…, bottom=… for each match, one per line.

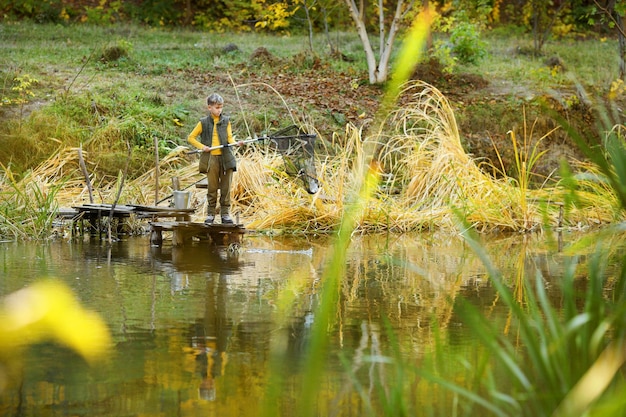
left=150, top=221, right=247, bottom=247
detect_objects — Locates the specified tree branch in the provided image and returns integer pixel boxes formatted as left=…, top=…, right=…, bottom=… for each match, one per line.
left=594, top=0, right=626, bottom=39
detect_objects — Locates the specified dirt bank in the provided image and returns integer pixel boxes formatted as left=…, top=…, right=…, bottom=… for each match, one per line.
left=194, top=53, right=599, bottom=184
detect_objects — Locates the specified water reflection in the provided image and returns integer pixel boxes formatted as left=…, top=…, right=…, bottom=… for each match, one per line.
left=190, top=275, right=231, bottom=401
left=0, top=231, right=620, bottom=416
left=151, top=244, right=250, bottom=294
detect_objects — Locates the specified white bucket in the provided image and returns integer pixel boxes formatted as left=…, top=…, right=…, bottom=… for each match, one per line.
left=172, top=191, right=190, bottom=209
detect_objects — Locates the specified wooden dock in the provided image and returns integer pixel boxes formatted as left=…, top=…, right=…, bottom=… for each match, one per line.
left=66, top=203, right=194, bottom=237
left=55, top=203, right=248, bottom=247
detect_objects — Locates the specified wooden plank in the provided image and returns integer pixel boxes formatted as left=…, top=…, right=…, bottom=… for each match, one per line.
left=77, top=203, right=136, bottom=211
left=72, top=204, right=134, bottom=216
left=56, top=208, right=79, bottom=218
left=129, top=204, right=195, bottom=213
left=151, top=221, right=176, bottom=230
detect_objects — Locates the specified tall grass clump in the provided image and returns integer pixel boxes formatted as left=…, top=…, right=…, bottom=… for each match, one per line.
left=371, top=81, right=621, bottom=233
left=234, top=79, right=621, bottom=234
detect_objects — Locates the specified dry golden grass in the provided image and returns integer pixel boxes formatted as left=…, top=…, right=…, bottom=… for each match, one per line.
left=373, top=81, right=624, bottom=233
left=1, top=80, right=623, bottom=235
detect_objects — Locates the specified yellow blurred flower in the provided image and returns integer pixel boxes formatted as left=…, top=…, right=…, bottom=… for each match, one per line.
left=0, top=281, right=112, bottom=364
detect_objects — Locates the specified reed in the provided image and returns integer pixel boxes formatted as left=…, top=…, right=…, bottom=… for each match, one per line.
left=418, top=217, right=626, bottom=417
left=373, top=81, right=599, bottom=233
left=504, top=109, right=555, bottom=229
left=0, top=162, right=60, bottom=240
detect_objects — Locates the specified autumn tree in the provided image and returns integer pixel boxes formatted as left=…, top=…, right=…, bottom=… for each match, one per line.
left=343, top=0, right=428, bottom=84
left=523, top=0, right=569, bottom=55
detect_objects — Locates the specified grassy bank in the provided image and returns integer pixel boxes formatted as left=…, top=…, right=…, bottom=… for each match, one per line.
left=1, top=22, right=625, bottom=239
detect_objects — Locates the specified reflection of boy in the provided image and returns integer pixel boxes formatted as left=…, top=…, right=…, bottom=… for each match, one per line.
left=187, top=93, right=242, bottom=225
left=192, top=276, right=232, bottom=401
left=195, top=341, right=227, bottom=401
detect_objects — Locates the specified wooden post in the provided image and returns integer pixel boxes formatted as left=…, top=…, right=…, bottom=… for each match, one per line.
left=154, top=136, right=160, bottom=205
left=77, top=145, right=94, bottom=203
left=108, top=140, right=132, bottom=243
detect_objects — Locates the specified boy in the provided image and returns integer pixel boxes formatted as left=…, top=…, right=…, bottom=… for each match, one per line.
left=188, top=93, right=242, bottom=224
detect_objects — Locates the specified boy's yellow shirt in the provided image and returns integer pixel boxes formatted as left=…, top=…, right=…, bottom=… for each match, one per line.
left=187, top=114, right=234, bottom=155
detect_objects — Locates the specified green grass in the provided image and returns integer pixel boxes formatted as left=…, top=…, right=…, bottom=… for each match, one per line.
left=457, top=33, right=620, bottom=94
left=1, top=22, right=369, bottom=77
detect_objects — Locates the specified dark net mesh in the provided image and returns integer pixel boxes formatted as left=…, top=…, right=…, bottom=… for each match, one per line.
left=267, top=125, right=319, bottom=194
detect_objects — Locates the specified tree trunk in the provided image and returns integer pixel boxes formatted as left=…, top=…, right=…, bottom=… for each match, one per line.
left=343, top=0, right=407, bottom=84
left=345, top=0, right=379, bottom=83
left=184, top=0, right=192, bottom=25
left=378, top=0, right=385, bottom=55
left=615, top=8, right=626, bottom=79
left=322, top=7, right=335, bottom=53
left=423, top=0, right=432, bottom=50
left=305, top=2, right=315, bottom=53
left=376, top=0, right=404, bottom=83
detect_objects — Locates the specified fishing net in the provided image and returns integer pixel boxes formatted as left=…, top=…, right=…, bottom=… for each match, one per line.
left=266, top=125, right=319, bottom=194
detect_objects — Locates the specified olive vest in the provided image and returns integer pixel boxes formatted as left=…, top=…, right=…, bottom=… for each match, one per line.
left=199, top=114, right=237, bottom=171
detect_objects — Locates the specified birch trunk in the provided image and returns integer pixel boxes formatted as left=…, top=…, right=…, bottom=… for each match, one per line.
left=344, top=0, right=409, bottom=84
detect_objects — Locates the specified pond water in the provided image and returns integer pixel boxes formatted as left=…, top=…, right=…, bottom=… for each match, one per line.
left=0, top=230, right=606, bottom=416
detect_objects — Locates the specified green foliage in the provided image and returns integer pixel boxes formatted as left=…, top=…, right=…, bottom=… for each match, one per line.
left=1, top=74, right=39, bottom=129
left=413, top=98, right=626, bottom=416
left=0, top=0, right=65, bottom=22
left=125, top=0, right=182, bottom=26
left=84, top=0, right=125, bottom=25
left=431, top=39, right=457, bottom=73
left=449, top=19, right=488, bottom=65
left=0, top=0, right=617, bottom=37
left=432, top=13, right=487, bottom=72
left=433, top=17, right=487, bottom=71
left=192, top=0, right=264, bottom=32
left=0, top=75, right=187, bottom=182
left=428, top=220, right=626, bottom=417
left=451, top=0, right=493, bottom=27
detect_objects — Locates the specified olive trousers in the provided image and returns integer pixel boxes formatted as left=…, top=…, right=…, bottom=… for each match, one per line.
left=206, top=154, right=233, bottom=217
